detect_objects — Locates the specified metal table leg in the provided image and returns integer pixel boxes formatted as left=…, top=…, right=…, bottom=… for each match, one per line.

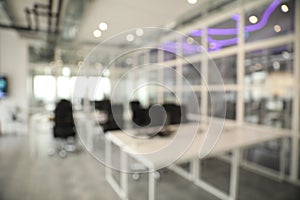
left=229, top=149, right=241, bottom=200
left=148, top=170, right=156, bottom=200
left=120, top=150, right=129, bottom=200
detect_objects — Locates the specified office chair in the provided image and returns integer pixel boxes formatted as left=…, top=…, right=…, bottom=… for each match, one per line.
left=130, top=100, right=150, bottom=127
left=95, top=99, right=124, bottom=132
left=51, top=99, right=77, bottom=158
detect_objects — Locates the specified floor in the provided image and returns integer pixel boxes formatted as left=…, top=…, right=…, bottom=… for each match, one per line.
left=0, top=121, right=300, bottom=200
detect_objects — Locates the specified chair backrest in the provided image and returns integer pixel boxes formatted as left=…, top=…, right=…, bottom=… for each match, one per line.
left=163, top=103, right=188, bottom=124
left=54, top=99, right=76, bottom=138
left=94, top=99, right=111, bottom=112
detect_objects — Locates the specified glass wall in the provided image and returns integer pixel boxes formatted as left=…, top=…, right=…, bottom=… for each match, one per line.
left=126, top=0, right=298, bottom=181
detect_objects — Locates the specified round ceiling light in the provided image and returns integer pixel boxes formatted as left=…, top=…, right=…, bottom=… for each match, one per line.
left=99, top=22, right=108, bottom=31
left=126, top=34, right=134, bottom=42
left=281, top=4, right=289, bottom=13
left=93, top=29, right=102, bottom=38
left=274, top=25, right=282, bottom=32
left=249, top=15, right=258, bottom=24
left=136, top=28, right=144, bottom=36
left=187, top=0, right=198, bottom=4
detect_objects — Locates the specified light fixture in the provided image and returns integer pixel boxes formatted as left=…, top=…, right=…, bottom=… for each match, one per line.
left=281, top=4, right=289, bottom=13
left=274, top=25, right=282, bottom=32
left=273, top=61, right=280, bottom=70
left=209, top=43, right=216, bottom=49
left=282, top=51, right=290, bottom=59
left=249, top=15, right=258, bottom=24
left=126, top=34, right=134, bottom=42
left=136, top=28, right=144, bottom=36
left=103, top=69, right=110, bottom=77
left=186, top=37, right=194, bottom=44
left=187, top=0, right=197, bottom=5
left=93, top=29, right=102, bottom=38
left=62, top=67, right=71, bottom=77
left=99, top=22, right=108, bottom=31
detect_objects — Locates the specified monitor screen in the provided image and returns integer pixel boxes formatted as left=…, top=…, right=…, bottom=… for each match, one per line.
left=0, top=76, right=8, bottom=98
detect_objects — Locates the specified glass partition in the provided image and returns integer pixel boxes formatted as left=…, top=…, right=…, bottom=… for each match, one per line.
left=209, top=55, right=237, bottom=85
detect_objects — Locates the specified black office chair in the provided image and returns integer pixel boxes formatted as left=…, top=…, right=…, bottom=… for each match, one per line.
left=51, top=99, right=77, bottom=158
left=95, top=99, right=124, bottom=132
left=130, top=100, right=150, bottom=127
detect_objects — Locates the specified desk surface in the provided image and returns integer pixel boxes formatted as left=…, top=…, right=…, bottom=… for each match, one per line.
left=106, top=123, right=290, bottom=169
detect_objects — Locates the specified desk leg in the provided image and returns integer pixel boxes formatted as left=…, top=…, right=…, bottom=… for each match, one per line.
left=120, top=150, right=129, bottom=200
left=191, top=158, right=200, bottom=182
left=148, top=171, right=156, bottom=200
left=229, top=149, right=241, bottom=200
left=279, top=137, right=288, bottom=180
left=105, top=139, right=112, bottom=181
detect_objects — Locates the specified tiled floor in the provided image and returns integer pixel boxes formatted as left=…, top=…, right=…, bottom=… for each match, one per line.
left=0, top=123, right=300, bottom=200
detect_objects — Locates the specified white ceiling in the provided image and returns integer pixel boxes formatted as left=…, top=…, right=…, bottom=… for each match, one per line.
left=1, top=0, right=201, bottom=46
left=76, top=0, right=198, bottom=44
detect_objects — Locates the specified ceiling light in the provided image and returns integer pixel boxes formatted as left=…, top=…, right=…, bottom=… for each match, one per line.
left=186, top=37, right=194, bottom=44
left=126, top=34, right=134, bottom=42
left=99, top=22, right=108, bottom=31
left=93, top=30, right=102, bottom=38
left=249, top=15, right=258, bottom=24
left=273, top=61, right=280, bottom=70
left=274, top=25, right=282, bottom=32
left=62, top=67, right=71, bottom=77
left=282, top=51, right=290, bottom=59
left=187, top=0, right=198, bottom=4
left=136, top=28, right=144, bottom=36
left=281, top=4, right=289, bottom=13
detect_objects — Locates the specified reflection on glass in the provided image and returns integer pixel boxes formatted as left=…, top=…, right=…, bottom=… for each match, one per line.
left=161, top=41, right=177, bottom=61
left=148, top=71, right=159, bottom=105
left=207, top=18, right=238, bottom=51
left=115, top=56, right=134, bottom=68
left=209, top=55, right=237, bottom=85
left=245, top=44, right=294, bottom=85
left=138, top=53, right=144, bottom=65
left=181, top=36, right=202, bottom=57
left=150, top=49, right=158, bottom=63
left=182, top=91, right=201, bottom=115
left=208, top=91, right=236, bottom=120
left=163, top=66, right=176, bottom=87
left=182, top=62, right=201, bottom=86
left=245, top=0, right=295, bottom=43
left=163, top=91, right=178, bottom=104
left=244, top=90, right=292, bottom=129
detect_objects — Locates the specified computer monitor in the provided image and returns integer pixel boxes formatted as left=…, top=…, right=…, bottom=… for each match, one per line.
left=0, top=75, right=8, bottom=99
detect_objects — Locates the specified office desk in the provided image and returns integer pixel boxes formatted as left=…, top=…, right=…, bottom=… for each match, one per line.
left=105, top=123, right=290, bottom=200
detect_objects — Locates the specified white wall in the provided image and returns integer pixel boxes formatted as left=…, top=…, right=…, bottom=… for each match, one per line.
left=0, top=29, right=28, bottom=134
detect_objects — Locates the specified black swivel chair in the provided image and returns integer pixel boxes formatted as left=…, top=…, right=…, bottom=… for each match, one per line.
left=130, top=100, right=150, bottom=127
left=94, top=99, right=124, bottom=132
left=52, top=99, right=76, bottom=158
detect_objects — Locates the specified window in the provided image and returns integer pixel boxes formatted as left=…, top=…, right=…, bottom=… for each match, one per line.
left=33, top=75, right=56, bottom=103
left=209, top=55, right=237, bottom=85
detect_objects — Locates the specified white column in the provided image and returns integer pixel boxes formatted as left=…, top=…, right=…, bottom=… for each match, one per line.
left=237, top=8, right=245, bottom=125
left=201, top=27, right=208, bottom=120
left=176, top=37, right=183, bottom=101
left=290, top=0, right=300, bottom=182
left=157, top=49, right=164, bottom=104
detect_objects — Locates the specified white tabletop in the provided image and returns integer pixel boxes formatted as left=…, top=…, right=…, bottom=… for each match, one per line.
left=106, top=123, right=290, bottom=169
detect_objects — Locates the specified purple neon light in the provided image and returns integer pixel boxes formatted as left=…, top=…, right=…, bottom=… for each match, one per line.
left=161, top=0, right=282, bottom=54
left=231, top=14, right=240, bottom=21
left=190, top=0, right=282, bottom=36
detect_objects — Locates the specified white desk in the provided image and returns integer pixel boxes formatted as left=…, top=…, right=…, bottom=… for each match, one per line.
left=105, top=123, right=290, bottom=200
